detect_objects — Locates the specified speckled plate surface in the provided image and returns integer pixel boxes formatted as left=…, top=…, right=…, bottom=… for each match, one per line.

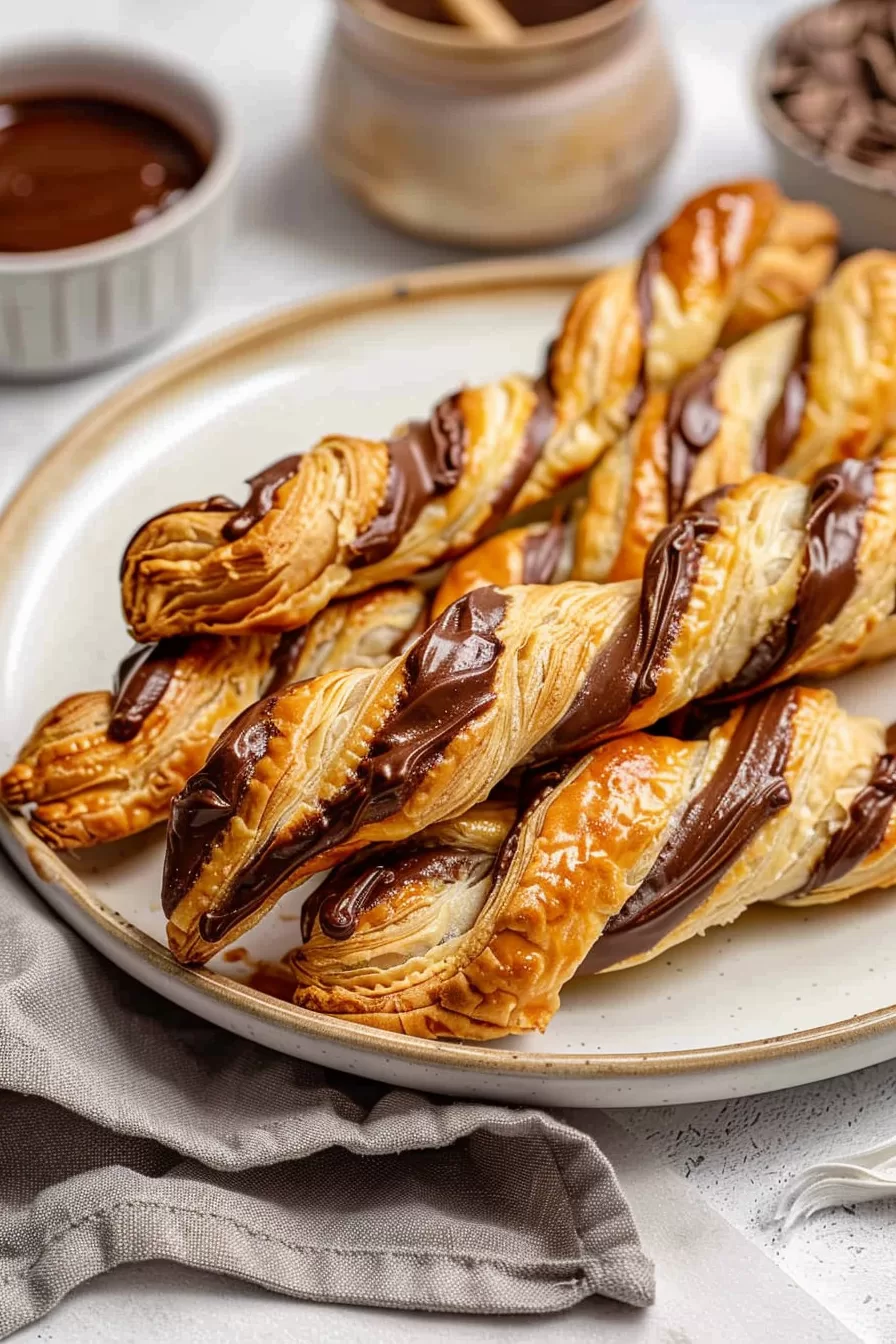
left=3, top=258, right=896, bottom=1107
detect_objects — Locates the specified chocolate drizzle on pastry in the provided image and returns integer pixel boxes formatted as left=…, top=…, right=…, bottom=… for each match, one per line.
left=473, top=377, right=556, bottom=539
left=583, top=687, right=798, bottom=973
left=267, top=627, right=309, bottom=695
left=350, top=395, right=467, bottom=566
left=182, top=586, right=508, bottom=946
left=665, top=350, right=724, bottom=517
left=222, top=456, right=303, bottom=542
left=532, top=498, right=724, bottom=760
left=163, top=697, right=279, bottom=921
left=757, top=314, right=812, bottom=473
left=108, top=637, right=193, bottom=742
left=716, top=457, right=876, bottom=699
left=521, top=519, right=566, bottom=585
left=803, top=752, right=896, bottom=895
left=626, top=239, right=662, bottom=421
left=300, top=843, right=489, bottom=942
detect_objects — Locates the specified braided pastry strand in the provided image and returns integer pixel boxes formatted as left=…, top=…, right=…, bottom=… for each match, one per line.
left=291, top=687, right=896, bottom=1040
left=1, top=585, right=427, bottom=848
left=120, top=182, right=836, bottom=640
left=161, top=449, right=896, bottom=963
left=575, top=248, right=896, bottom=582
left=433, top=250, right=896, bottom=603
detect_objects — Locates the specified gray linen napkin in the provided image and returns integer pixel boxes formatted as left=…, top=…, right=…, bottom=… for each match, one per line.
left=0, top=861, right=653, bottom=1337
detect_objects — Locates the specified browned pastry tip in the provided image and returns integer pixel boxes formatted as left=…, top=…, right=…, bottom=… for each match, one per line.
left=1, top=636, right=273, bottom=848
left=292, top=685, right=896, bottom=1039
left=718, top=198, right=839, bottom=345
left=161, top=447, right=896, bottom=963
left=121, top=180, right=837, bottom=642
left=3, top=584, right=429, bottom=850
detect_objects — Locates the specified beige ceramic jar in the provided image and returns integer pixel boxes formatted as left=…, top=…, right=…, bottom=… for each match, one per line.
left=315, top=0, right=680, bottom=249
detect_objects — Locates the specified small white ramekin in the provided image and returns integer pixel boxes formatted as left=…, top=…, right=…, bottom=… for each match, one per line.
left=0, top=39, right=239, bottom=379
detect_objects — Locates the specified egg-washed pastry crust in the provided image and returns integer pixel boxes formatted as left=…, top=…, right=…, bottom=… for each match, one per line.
left=1, top=585, right=428, bottom=848
left=161, top=448, right=896, bottom=963
left=120, top=182, right=836, bottom=640
left=292, top=687, right=896, bottom=1040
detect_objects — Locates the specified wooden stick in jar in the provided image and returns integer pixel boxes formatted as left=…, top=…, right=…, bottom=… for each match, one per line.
left=440, top=0, right=522, bottom=43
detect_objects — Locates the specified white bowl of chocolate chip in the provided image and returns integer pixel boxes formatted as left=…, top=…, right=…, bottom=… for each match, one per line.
left=755, top=0, right=896, bottom=252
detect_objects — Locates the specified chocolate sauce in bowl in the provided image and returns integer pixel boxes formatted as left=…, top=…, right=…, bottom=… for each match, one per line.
left=0, top=96, right=206, bottom=253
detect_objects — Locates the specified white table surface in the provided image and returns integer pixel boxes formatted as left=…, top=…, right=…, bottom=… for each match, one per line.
left=2, top=1, right=895, bottom=1340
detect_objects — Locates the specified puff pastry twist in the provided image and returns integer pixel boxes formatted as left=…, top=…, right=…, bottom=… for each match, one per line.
left=161, top=448, right=896, bottom=962
left=120, top=182, right=836, bottom=640
left=434, top=250, right=896, bottom=610
left=292, top=686, right=896, bottom=1039
left=1, top=585, right=426, bottom=848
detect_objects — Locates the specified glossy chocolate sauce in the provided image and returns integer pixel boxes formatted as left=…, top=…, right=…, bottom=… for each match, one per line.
left=267, top=627, right=308, bottom=695
left=757, top=315, right=812, bottom=473
left=0, top=96, right=206, bottom=253
left=804, top=752, right=896, bottom=894
left=531, top=500, right=723, bottom=761
left=716, top=457, right=876, bottom=699
left=162, top=697, right=278, bottom=922
left=582, top=687, right=797, bottom=973
left=626, top=239, right=662, bottom=421
left=349, top=395, right=466, bottom=566
left=170, top=586, right=508, bottom=945
left=222, top=456, right=303, bottom=542
left=665, top=350, right=724, bottom=518
left=474, top=378, right=556, bottom=538
left=521, top=519, right=565, bottom=585
left=108, top=637, right=193, bottom=742
left=300, top=842, right=488, bottom=942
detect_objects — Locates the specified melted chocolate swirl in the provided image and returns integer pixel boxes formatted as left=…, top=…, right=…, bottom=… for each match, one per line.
left=300, top=843, right=489, bottom=943
left=665, top=350, right=724, bottom=518
left=581, top=687, right=798, bottom=973
left=757, top=315, right=812, bottom=473
left=716, top=457, right=876, bottom=699
left=521, top=519, right=566, bottom=585
left=626, top=239, right=662, bottom=421
left=804, top=753, right=896, bottom=895
left=163, top=697, right=279, bottom=922
left=169, top=587, right=508, bottom=947
left=532, top=498, right=724, bottom=761
left=349, top=395, right=467, bottom=566
left=108, top=637, right=193, bottom=742
left=223, top=456, right=303, bottom=542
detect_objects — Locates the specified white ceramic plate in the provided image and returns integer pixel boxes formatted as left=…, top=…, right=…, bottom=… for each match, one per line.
left=3, top=259, right=896, bottom=1108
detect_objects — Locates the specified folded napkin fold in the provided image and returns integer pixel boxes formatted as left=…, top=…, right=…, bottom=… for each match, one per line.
left=0, top=860, right=654, bottom=1338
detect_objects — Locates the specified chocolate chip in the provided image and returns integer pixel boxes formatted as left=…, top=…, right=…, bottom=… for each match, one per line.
left=770, top=2, right=896, bottom=174
left=861, top=30, right=896, bottom=97
left=828, top=90, right=874, bottom=154
left=814, top=46, right=864, bottom=82
left=801, top=5, right=867, bottom=48
left=782, top=81, right=849, bottom=144
left=768, top=58, right=808, bottom=96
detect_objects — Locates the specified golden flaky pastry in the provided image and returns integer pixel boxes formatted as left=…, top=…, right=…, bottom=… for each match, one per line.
left=291, top=687, right=896, bottom=1039
left=1, top=585, right=428, bottom=848
left=574, top=250, right=896, bottom=582
left=161, top=449, right=896, bottom=963
left=120, top=181, right=836, bottom=640
left=431, top=251, right=896, bottom=601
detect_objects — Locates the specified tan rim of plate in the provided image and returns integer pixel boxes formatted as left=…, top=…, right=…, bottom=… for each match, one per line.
left=3, top=255, right=896, bottom=1081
